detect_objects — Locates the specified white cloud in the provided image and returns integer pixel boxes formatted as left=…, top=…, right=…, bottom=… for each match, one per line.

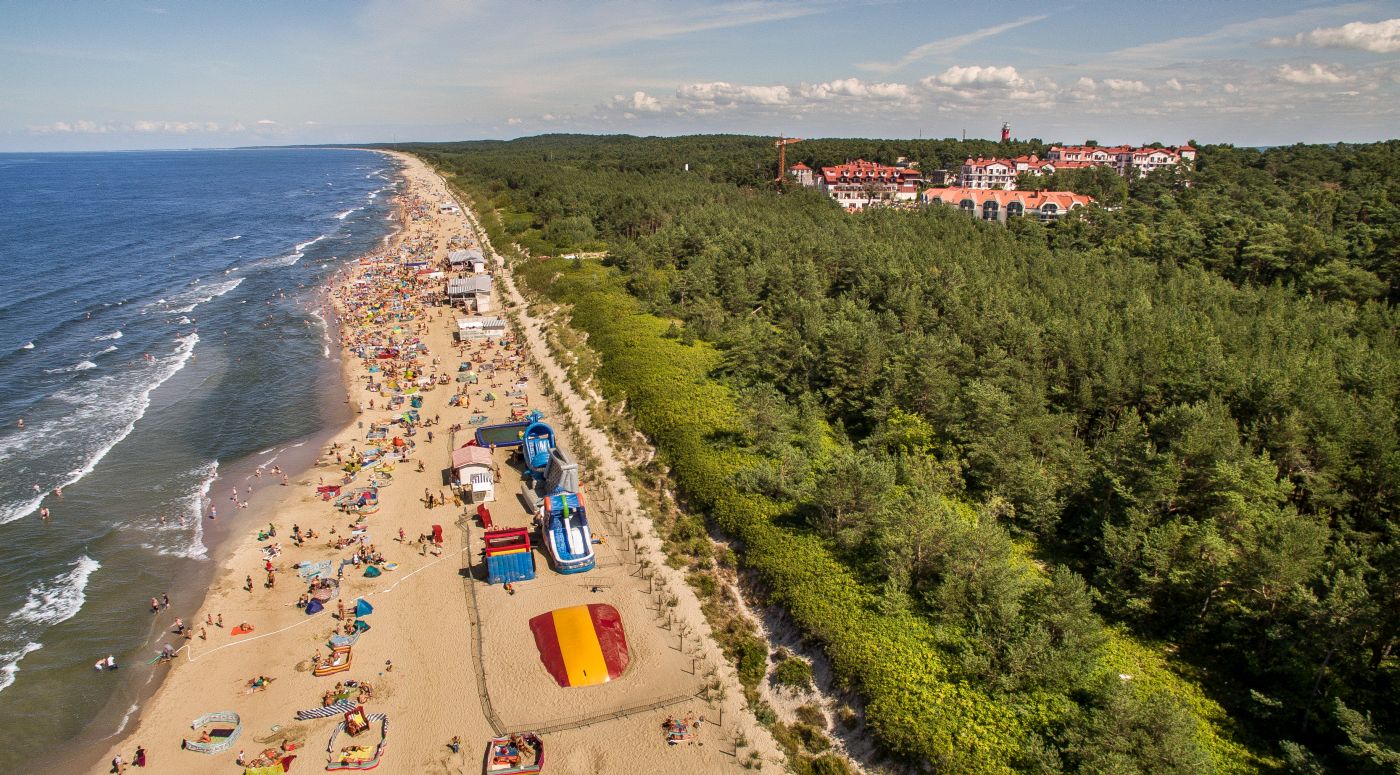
left=798, top=78, right=910, bottom=100
left=1103, top=78, right=1149, bottom=93
left=1276, top=63, right=1350, bottom=84
left=256, top=118, right=277, bottom=125
left=858, top=14, right=1048, bottom=73
left=676, top=81, right=792, bottom=107
left=1266, top=18, right=1400, bottom=53
left=1165, top=78, right=1184, bottom=92
left=506, top=117, right=522, bottom=126
left=924, top=64, right=1023, bottom=89
left=31, top=119, right=229, bottom=135
left=608, top=91, right=662, bottom=113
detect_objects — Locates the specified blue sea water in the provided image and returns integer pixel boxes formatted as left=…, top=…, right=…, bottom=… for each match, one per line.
left=0, top=148, right=399, bottom=767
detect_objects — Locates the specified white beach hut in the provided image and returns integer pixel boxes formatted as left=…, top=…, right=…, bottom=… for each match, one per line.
left=452, top=445, right=496, bottom=503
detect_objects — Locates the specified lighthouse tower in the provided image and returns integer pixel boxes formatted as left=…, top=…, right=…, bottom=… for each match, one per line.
left=1000, top=122, right=1010, bottom=143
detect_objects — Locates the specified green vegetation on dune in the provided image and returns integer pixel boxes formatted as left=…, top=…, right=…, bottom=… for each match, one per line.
left=406, top=134, right=1399, bottom=773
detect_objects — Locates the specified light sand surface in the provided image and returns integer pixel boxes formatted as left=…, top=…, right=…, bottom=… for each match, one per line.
left=87, top=152, right=780, bottom=775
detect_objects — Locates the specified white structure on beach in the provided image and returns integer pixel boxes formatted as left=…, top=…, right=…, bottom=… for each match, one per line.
left=456, top=317, right=507, bottom=340
left=452, top=444, right=496, bottom=503
left=449, top=248, right=487, bottom=273
left=447, top=274, right=493, bottom=312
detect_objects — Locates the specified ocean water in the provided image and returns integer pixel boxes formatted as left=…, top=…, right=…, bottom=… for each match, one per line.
left=0, top=148, right=398, bottom=767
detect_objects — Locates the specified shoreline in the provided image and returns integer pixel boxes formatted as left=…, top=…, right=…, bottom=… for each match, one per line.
left=43, top=151, right=403, bottom=775
left=84, top=150, right=777, bottom=774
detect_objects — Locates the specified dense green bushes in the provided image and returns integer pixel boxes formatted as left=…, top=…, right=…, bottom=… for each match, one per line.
left=498, top=244, right=1258, bottom=772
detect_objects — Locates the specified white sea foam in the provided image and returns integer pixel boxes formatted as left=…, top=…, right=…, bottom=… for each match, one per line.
left=168, top=461, right=215, bottom=560
left=257, top=447, right=274, bottom=455
left=110, top=703, right=140, bottom=736
left=0, top=333, right=199, bottom=524
left=224, top=235, right=242, bottom=241
left=6, top=555, right=100, bottom=627
left=20, top=342, right=34, bottom=350
left=97, top=345, right=118, bottom=355
left=45, top=360, right=97, bottom=374
left=94, top=330, right=123, bottom=341
left=0, top=642, right=42, bottom=695
left=250, top=252, right=303, bottom=269
left=163, top=277, right=244, bottom=313
left=334, top=207, right=362, bottom=220
left=296, top=234, right=327, bottom=252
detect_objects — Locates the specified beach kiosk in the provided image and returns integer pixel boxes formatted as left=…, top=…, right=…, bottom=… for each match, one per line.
left=447, top=275, right=492, bottom=312
left=452, top=444, right=497, bottom=504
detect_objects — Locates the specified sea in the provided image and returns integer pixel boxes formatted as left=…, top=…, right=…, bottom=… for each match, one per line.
left=0, top=148, right=400, bottom=769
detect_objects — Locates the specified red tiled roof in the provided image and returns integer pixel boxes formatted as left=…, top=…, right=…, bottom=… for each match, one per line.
left=923, top=186, right=1094, bottom=210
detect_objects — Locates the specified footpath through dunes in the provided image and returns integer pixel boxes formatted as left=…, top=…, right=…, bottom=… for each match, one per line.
left=81, top=152, right=779, bottom=775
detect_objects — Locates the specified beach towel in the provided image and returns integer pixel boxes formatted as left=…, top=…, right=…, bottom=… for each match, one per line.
left=232, top=624, right=255, bottom=636
left=296, top=700, right=355, bottom=720
left=353, top=599, right=374, bottom=617
left=298, top=560, right=332, bottom=581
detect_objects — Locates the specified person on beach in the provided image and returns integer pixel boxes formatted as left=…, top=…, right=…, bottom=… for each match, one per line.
left=134, top=745, right=146, bottom=767
left=150, top=597, right=159, bottom=614
left=111, top=752, right=125, bottom=773
left=162, top=593, right=169, bottom=609
left=216, top=613, right=223, bottom=628
left=40, top=507, right=50, bottom=520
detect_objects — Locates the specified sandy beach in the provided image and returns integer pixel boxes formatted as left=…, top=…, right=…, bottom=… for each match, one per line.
left=82, top=152, right=780, bottom=775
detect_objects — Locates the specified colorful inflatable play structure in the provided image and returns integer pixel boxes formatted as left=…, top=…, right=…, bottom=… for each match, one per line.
left=472, top=410, right=544, bottom=447
left=313, top=645, right=353, bottom=677
left=539, top=492, right=595, bottom=574
left=325, top=709, right=388, bottom=771
left=520, top=421, right=555, bottom=479
left=484, top=528, right=536, bottom=585
left=184, top=711, right=242, bottom=754
left=484, top=732, right=545, bottom=774
left=528, top=603, right=629, bottom=688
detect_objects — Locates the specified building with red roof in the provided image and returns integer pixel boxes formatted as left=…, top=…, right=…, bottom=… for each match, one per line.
left=924, top=186, right=1094, bottom=223
left=1046, top=144, right=1195, bottom=176
left=790, top=158, right=922, bottom=210
left=960, top=154, right=1060, bottom=190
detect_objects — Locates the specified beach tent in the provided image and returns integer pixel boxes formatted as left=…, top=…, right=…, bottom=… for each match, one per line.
left=364, top=565, right=382, bottom=578
left=354, top=599, right=374, bottom=617
left=528, top=603, right=630, bottom=687
left=306, top=599, right=325, bottom=616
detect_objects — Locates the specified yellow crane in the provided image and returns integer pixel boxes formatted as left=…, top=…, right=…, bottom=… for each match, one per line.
left=775, top=136, right=803, bottom=183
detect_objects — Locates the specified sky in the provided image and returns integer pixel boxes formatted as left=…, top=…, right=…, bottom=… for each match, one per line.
left=1, top=0, right=1399, bottom=151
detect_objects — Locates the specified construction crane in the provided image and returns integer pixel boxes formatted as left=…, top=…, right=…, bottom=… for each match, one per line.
left=774, top=136, right=803, bottom=183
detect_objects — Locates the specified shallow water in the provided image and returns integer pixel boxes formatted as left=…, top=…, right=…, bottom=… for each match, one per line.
left=0, top=148, right=399, bottom=769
